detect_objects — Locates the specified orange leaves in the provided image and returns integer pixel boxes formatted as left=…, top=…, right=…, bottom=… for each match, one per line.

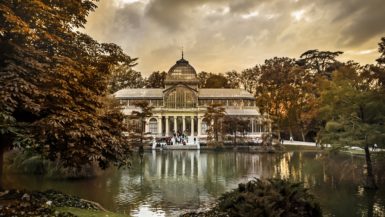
left=1, top=0, right=133, bottom=170
left=0, top=4, right=31, bottom=36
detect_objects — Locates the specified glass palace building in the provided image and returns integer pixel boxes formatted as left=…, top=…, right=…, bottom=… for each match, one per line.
left=114, top=56, right=271, bottom=142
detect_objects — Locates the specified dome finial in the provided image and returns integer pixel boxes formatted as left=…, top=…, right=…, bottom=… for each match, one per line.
left=181, top=46, right=184, bottom=59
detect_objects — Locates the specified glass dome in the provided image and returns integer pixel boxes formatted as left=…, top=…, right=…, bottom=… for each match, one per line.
left=165, top=57, right=199, bottom=85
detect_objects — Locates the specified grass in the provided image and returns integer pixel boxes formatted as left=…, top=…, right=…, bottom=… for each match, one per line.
left=57, top=207, right=129, bottom=217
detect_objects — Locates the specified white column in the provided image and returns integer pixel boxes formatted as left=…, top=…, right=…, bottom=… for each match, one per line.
left=145, top=118, right=149, bottom=133
left=251, top=118, right=254, bottom=134
left=165, top=116, right=169, bottom=136
left=174, top=116, right=178, bottom=133
left=269, top=121, right=272, bottom=132
left=157, top=116, right=162, bottom=136
left=198, top=116, right=202, bottom=136
left=182, top=116, right=186, bottom=133
left=190, top=116, right=194, bottom=137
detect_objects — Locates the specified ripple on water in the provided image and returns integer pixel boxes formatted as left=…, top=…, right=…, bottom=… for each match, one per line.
left=5, top=151, right=385, bottom=217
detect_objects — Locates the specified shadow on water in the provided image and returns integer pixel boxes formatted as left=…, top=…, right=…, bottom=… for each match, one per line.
left=4, top=150, right=385, bottom=217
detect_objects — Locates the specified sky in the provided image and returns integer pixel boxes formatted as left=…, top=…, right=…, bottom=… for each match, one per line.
left=84, top=0, right=385, bottom=76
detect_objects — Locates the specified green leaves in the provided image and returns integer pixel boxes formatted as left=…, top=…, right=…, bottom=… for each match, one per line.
left=319, top=63, right=385, bottom=148
left=127, top=101, right=153, bottom=149
left=216, top=178, right=322, bottom=217
left=204, top=103, right=226, bottom=145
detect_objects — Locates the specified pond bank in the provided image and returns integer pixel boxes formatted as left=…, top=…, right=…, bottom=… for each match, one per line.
left=145, top=144, right=322, bottom=152
left=0, top=189, right=124, bottom=217
left=4, top=150, right=384, bottom=216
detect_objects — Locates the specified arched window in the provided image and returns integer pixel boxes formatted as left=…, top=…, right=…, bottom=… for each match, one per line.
left=201, top=118, right=208, bottom=134
left=165, top=87, right=197, bottom=108
left=149, top=118, right=157, bottom=134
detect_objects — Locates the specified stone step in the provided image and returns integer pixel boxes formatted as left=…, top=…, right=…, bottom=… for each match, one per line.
left=162, top=145, right=199, bottom=150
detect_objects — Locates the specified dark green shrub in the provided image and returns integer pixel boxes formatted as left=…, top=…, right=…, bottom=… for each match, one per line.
left=217, top=178, right=322, bottom=217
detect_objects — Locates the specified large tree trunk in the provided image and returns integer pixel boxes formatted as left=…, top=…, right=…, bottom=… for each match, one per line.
left=366, top=190, right=376, bottom=217
left=289, top=129, right=293, bottom=141
left=0, top=135, right=11, bottom=191
left=364, top=144, right=377, bottom=189
left=0, top=144, right=4, bottom=191
left=301, top=129, right=306, bottom=142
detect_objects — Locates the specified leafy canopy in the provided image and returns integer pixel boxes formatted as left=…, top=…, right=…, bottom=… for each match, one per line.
left=0, top=0, right=136, bottom=168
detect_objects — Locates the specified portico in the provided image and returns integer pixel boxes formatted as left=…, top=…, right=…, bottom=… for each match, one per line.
left=147, top=113, right=204, bottom=137
left=114, top=55, right=271, bottom=145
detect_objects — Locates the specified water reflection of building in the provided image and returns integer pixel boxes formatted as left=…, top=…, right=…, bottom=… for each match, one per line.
left=116, top=151, right=278, bottom=216
left=114, top=55, right=271, bottom=141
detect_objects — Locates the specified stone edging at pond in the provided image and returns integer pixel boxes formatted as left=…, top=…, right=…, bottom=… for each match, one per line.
left=0, top=189, right=106, bottom=216
left=145, top=145, right=289, bottom=152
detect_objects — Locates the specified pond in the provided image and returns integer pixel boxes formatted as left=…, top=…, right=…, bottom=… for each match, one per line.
left=4, top=150, right=385, bottom=217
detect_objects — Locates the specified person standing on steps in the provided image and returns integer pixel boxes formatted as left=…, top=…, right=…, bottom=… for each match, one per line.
left=373, top=143, right=377, bottom=151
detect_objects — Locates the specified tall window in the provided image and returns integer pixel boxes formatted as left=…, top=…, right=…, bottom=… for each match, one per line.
left=165, top=87, right=197, bottom=108
left=149, top=118, right=158, bottom=134
left=201, top=118, right=208, bottom=134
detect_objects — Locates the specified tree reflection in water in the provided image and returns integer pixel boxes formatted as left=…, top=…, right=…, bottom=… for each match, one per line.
left=4, top=150, right=385, bottom=217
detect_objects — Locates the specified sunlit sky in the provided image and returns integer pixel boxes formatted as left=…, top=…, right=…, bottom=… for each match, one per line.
left=84, top=0, right=385, bottom=75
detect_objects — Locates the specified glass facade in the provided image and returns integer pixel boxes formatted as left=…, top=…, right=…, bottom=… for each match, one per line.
left=165, top=87, right=197, bottom=108
left=115, top=57, right=268, bottom=139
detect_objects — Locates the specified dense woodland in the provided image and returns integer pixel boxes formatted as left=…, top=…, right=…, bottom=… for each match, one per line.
left=1, top=0, right=385, bottom=191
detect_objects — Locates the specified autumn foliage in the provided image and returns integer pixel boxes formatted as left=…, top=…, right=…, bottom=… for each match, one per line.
left=0, top=0, right=135, bottom=177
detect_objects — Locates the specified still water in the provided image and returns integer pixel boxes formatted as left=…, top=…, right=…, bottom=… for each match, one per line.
left=4, top=150, right=385, bottom=217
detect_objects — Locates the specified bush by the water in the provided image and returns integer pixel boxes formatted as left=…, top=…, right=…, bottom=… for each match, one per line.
left=5, top=150, right=101, bottom=179
left=182, top=178, right=322, bottom=217
left=0, top=189, right=100, bottom=216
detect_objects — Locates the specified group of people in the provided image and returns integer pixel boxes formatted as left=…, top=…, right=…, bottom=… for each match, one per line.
left=171, top=130, right=190, bottom=145
left=157, top=130, right=197, bottom=146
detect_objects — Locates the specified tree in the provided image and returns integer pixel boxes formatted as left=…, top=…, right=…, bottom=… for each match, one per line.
left=224, top=71, right=240, bottom=88
left=205, top=73, right=230, bottom=88
left=254, top=57, right=297, bottom=140
left=0, top=1, right=135, bottom=189
left=285, top=66, right=319, bottom=141
left=108, top=64, right=143, bottom=94
left=319, top=64, right=385, bottom=189
left=239, top=67, right=259, bottom=94
left=204, top=103, right=226, bottom=146
left=223, top=116, right=249, bottom=145
left=128, top=101, right=153, bottom=154
left=198, top=72, right=233, bottom=88
left=248, top=57, right=320, bottom=142
left=376, top=37, right=385, bottom=65
left=197, top=71, right=210, bottom=88
left=145, top=71, right=166, bottom=88
left=298, top=49, right=343, bottom=79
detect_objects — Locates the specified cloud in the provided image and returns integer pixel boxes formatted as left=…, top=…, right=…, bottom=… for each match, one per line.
left=84, top=0, right=385, bottom=74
